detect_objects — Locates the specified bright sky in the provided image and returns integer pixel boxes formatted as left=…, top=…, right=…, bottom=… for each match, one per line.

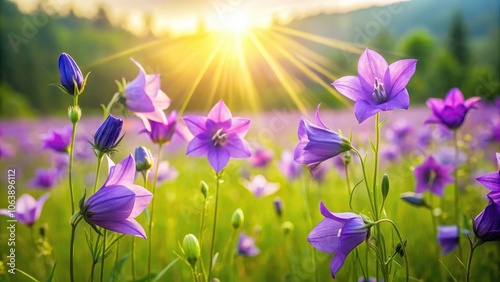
left=13, top=0, right=402, bottom=36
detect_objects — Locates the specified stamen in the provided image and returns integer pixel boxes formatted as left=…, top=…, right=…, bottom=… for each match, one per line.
left=372, top=77, right=388, bottom=103
left=212, top=128, right=227, bottom=146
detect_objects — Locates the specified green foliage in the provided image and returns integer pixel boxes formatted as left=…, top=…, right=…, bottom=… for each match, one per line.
left=448, top=11, right=469, bottom=65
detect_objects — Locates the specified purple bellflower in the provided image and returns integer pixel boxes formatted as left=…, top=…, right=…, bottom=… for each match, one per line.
left=80, top=154, right=152, bottom=238
left=476, top=153, right=500, bottom=193
left=249, top=145, right=274, bottom=168
left=473, top=196, right=500, bottom=243
left=278, top=151, right=303, bottom=180
left=42, top=127, right=72, bottom=153
left=308, top=201, right=369, bottom=278
left=184, top=100, right=251, bottom=173
left=332, top=48, right=417, bottom=123
left=237, top=232, right=260, bottom=256
left=28, top=168, right=61, bottom=190
left=123, top=59, right=170, bottom=131
left=58, top=53, right=84, bottom=95
left=0, top=193, right=50, bottom=226
left=142, top=111, right=177, bottom=144
left=294, top=105, right=352, bottom=171
left=148, top=161, right=179, bottom=184
left=437, top=225, right=460, bottom=254
left=92, top=115, right=123, bottom=154
left=425, top=88, right=480, bottom=129
left=243, top=175, right=280, bottom=198
left=414, top=156, right=453, bottom=197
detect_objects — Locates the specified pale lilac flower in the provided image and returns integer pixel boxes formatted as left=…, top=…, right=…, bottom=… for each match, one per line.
left=0, top=193, right=50, bottom=226
left=237, top=232, right=260, bottom=256
left=81, top=154, right=152, bottom=238
left=249, top=145, right=274, bottom=168
left=184, top=100, right=251, bottom=173
left=308, top=201, right=368, bottom=278
left=28, top=168, right=61, bottom=190
left=42, top=127, right=72, bottom=153
left=414, top=156, right=453, bottom=196
left=426, top=88, right=480, bottom=129
left=243, top=175, right=280, bottom=198
left=124, top=59, right=170, bottom=131
left=294, top=105, right=352, bottom=170
left=278, top=151, right=303, bottom=180
left=149, top=161, right=179, bottom=184
left=332, top=48, right=417, bottom=123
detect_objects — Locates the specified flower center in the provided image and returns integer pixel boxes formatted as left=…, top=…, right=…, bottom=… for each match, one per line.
left=212, top=128, right=227, bottom=147
left=372, top=77, right=388, bottom=103
left=424, top=169, right=436, bottom=187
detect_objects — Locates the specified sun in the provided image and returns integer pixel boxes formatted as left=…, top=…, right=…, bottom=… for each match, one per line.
left=216, top=10, right=251, bottom=33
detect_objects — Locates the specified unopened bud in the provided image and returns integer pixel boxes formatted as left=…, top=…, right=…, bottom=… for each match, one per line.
left=182, top=234, right=200, bottom=268
left=381, top=173, right=389, bottom=201
left=68, top=106, right=81, bottom=124
left=273, top=197, right=283, bottom=217
left=39, top=223, right=48, bottom=238
left=343, top=152, right=351, bottom=166
left=231, top=209, right=244, bottom=229
left=201, top=181, right=209, bottom=198
left=281, top=221, right=294, bottom=235
left=400, top=192, right=429, bottom=208
left=396, top=239, right=407, bottom=257
left=134, top=146, right=153, bottom=172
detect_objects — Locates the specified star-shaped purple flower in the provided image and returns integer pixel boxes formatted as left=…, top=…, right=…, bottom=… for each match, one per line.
left=183, top=100, right=251, bottom=173
left=476, top=152, right=500, bottom=193
left=332, top=48, right=417, bottom=123
left=42, top=127, right=72, bottom=153
left=308, top=201, right=368, bottom=278
left=425, top=87, right=480, bottom=129
left=0, top=193, right=50, bottom=226
left=82, top=154, right=152, bottom=238
left=414, top=156, right=453, bottom=197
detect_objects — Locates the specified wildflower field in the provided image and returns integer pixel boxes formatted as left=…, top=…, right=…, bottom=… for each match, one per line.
left=1, top=1, right=500, bottom=282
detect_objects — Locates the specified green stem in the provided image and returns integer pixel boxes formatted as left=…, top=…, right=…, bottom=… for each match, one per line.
left=191, top=265, right=198, bottom=282
left=208, top=172, right=221, bottom=281
left=198, top=194, right=208, bottom=282
left=352, top=148, right=376, bottom=217
left=453, top=130, right=463, bottom=260
left=103, top=92, right=121, bottom=119
left=68, top=95, right=79, bottom=215
left=90, top=234, right=101, bottom=282
left=373, top=113, right=380, bottom=220
left=148, top=144, right=163, bottom=282
left=466, top=239, right=478, bottom=282
left=100, top=230, right=108, bottom=282
left=93, top=154, right=104, bottom=193
left=373, top=219, right=409, bottom=282
left=223, top=228, right=238, bottom=279
left=300, top=173, right=318, bottom=282
left=428, top=195, right=442, bottom=280
left=114, top=241, right=120, bottom=273
left=70, top=216, right=82, bottom=282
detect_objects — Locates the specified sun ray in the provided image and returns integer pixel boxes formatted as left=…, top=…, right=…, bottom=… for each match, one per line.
left=177, top=35, right=227, bottom=117
left=247, top=32, right=309, bottom=114
left=234, top=34, right=260, bottom=112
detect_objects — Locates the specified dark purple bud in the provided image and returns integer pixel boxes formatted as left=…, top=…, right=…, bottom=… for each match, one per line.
left=58, top=53, right=83, bottom=95
left=134, top=146, right=153, bottom=172
left=94, top=115, right=123, bottom=154
left=274, top=197, right=283, bottom=217
left=400, top=192, right=429, bottom=208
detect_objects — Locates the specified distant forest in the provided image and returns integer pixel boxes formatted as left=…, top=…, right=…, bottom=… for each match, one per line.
left=0, top=0, right=498, bottom=118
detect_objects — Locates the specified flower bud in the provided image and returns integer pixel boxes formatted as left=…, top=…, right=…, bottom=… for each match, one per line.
left=343, top=152, right=351, bottom=166
left=68, top=105, right=81, bottom=124
left=381, top=173, right=389, bottom=201
left=395, top=239, right=407, bottom=257
left=58, top=53, right=83, bottom=95
left=400, top=192, right=429, bottom=208
left=93, top=115, right=123, bottom=154
left=182, top=234, right=200, bottom=268
left=281, top=221, right=294, bottom=235
left=39, top=223, right=48, bottom=238
left=134, top=146, right=153, bottom=172
left=200, top=181, right=209, bottom=198
left=273, top=197, right=283, bottom=217
left=231, top=209, right=244, bottom=229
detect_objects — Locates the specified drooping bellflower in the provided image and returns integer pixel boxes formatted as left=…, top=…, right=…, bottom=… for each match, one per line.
left=0, top=193, right=50, bottom=226
left=184, top=100, right=251, bottom=173
left=413, top=156, right=453, bottom=197
left=294, top=105, right=352, bottom=171
left=332, top=48, right=417, bottom=123
left=80, top=154, right=152, bottom=238
left=308, top=201, right=369, bottom=278
left=425, top=88, right=480, bottom=129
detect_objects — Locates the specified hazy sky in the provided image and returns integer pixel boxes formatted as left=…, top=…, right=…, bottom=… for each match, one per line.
left=13, top=0, right=402, bottom=35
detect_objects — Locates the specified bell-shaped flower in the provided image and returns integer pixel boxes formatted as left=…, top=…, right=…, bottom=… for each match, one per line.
left=243, top=175, right=280, bottom=198
left=332, top=48, right=417, bottom=123
left=184, top=100, right=251, bottom=173
left=308, top=201, right=368, bottom=278
left=425, top=88, right=480, bottom=129
left=142, top=111, right=177, bottom=144
left=123, top=59, right=170, bottom=131
left=294, top=105, right=352, bottom=171
left=42, top=127, right=72, bottom=153
left=81, top=154, right=152, bottom=238
left=237, top=232, right=260, bottom=257
left=0, top=193, right=50, bottom=226
left=473, top=196, right=500, bottom=243
left=413, top=156, right=453, bottom=197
